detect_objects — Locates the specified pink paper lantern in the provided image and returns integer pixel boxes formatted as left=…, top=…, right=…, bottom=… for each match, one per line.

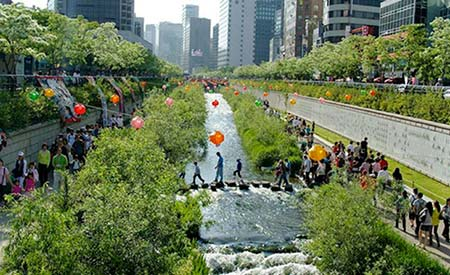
left=293, top=92, right=299, bottom=97
left=165, top=97, right=174, bottom=107
left=319, top=97, right=325, bottom=104
left=162, top=84, right=167, bottom=91
left=131, top=116, right=144, bottom=129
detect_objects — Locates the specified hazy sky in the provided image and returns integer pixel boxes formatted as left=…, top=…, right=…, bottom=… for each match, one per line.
left=17, top=0, right=220, bottom=26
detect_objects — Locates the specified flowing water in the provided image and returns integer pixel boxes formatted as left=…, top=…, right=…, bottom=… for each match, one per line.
left=185, top=94, right=318, bottom=275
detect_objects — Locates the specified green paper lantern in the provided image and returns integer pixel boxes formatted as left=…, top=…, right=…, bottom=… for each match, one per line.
left=28, top=90, right=40, bottom=101
left=255, top=100, right=263, bottom=107
left=360, top=90, right=367, bottom=95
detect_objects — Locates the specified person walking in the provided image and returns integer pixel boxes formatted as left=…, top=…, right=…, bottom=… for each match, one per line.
left=430, top=200, right=441, bottom=247
left=37, top=143, right=51, bottom=185
left=0, top=159, right=12, bottom=204
left=395, top=190, right=409, bottom=232
left=418, top=202, right=433, bottom=249
left=52, top=148, right=68, bottom=191
left=302, top=155, right=312, bottom=185
left=442, top=198, right=450, bottom=243
left=409, top=188, right=419, bottom=228
left=233, top=159, right=242, bottom=180
left=192, top=162, right=205, bottom=185
left=277, top=159, right=289, bottom=187
left=413, top=193, right=427, bottom=236
left=214, top=152, right=224, bottom=183
left=12, top=152, right=27, bottom=188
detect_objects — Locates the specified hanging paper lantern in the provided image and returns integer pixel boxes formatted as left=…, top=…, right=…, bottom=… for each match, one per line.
left=165, top=97, right=174, bottom=107
left=269, top=85, right=273, bottom=90
left=74, top=103, right=86, bottom=116
left=255, top=100, right=263, bottom=107
left=234, top=91, right=240, bottom=96
left=162, top=84, right=167, bottom=91
left=325, top=91, right=332, bottom=97
left=185, top=85, right=191, bottom=92
left=28, top=90, right=40, bottom=101
left=212, top=99, right=219, bottom=108
left=225, top=86, right=230, bottom=91
left=243, top=86, right=247, bottom=91
left=293, top=92, right=299, bottom=97
left=360, top=90, right=367, bottom=95
left=131, top=116, right=145, bottom=129
left=44, top=88, right=55, bottom=98
left=308, top=145, right=328, bottom=162
left=263, top=92, right=269, bottom=97
left=209, top=131, right=225, bottom=147
left=290, top=98, right=297, bottom=105
left=319, top=97, right=325, bottom=104
left=369, top=90, right=376, bottom=97
left=110, top=94, right=120, bottom=105
left=140, top=81, right=147, bottom=88
left=345, top=94, right=352, bottom=101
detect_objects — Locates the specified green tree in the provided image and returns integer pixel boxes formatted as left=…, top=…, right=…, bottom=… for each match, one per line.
left=428, top=18, right=450, bottom=81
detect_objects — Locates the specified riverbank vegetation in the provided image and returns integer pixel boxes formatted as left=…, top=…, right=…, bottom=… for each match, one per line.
left=1, top=86, right=209, bottom=274
left=305, top=176, right=449, bottom=274
left=241, top=80, right=450, bottom=126
left=223, top=90, right=302, bottom=174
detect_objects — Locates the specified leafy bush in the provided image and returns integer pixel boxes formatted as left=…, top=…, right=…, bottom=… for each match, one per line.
left=2, top=86, right=209, bottom=274
left=245, top=80, right=450, bottom=126
left=223, top=91, right=302, bottom=173
left=304, top=178, right=449, bottom=274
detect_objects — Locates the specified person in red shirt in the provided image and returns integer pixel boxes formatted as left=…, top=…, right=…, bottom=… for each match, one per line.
left=379, top=155, right=388, bottom=170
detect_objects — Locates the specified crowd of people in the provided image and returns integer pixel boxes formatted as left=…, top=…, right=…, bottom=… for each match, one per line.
left=285, top=113, right=450, bottom=249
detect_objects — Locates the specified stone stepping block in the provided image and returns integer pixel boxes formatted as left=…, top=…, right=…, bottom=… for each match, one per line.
left=284, top=184, right=294, bottom=192
left=271, top=185, right=281, bottom=192
left=225, top=181, right=237, bottom=187
left=251, top=181, right=260, bottom=188
left=261, top=181, right=271, bottom=188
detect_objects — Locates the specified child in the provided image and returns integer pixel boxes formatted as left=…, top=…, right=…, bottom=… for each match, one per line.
left=27, top=162, right=39, bottom=187
left=11, top=179, right=23, bottom=198
left=25, top=173, right=35, bottom=193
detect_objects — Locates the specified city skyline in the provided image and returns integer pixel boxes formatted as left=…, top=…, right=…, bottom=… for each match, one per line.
left=16, top=0, right=220, bottom=26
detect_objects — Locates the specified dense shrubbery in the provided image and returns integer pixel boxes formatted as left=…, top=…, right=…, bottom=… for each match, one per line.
left=245, top=80, right=450, bottom=125
left=223, top=91, right=302, bottom=173
left=305, top=176, right=449, bottom=274
left=2, top=86, right=209, bottom=274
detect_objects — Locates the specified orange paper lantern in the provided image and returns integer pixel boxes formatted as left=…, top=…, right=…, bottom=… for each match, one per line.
left=110, top=94, right=120, bottom=105
left=234, top=91, right=240, bottom=96
left=370, top=90, right=376, bottom=97
left=44, top=88, right=55, bottom=98
left=263, top=92, right=269, bottom=97
left=345, top=94, right=352, bottom=101
left=209, top=131, right=225, bottom=147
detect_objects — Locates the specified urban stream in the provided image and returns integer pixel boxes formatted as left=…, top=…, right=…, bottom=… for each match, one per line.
left=184, top=94, right=318, bottom=274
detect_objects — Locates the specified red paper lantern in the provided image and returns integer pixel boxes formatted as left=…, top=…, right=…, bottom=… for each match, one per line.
left=110, top=94, right=120, bottom=105
left=370, top=90, right=376, bottom=97
left=74, top=103, right=86, bottom=116
left=263, top=92, right=269, bottom=97
left=131, top=116, right=144, bottom=129
left=234, top=91, right=240, bottom=96
left=212, top=100, right=219, bottom=108
left=209, top=131, right=225, bottom=147
left=243, top=86, right=247, bottom=91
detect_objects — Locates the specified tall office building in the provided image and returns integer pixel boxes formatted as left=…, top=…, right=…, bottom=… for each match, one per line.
left=218, top=0, right=256, bottom=68
left=48, top=0, right=135, bottom=31
left=322, top=0, right=380, bottom=43
left=182, top=5, right=200, bottom=72
left=144, top=24, right=156, bottom=51
left=133, top=16, right=144, bottom=38
left=270, top=8, right=283, bottom=61
left=254, top=0, right=283, bottom=64
left=210, top=24, right=219, bottom=70
left=157, top=22, right=183, bottom=66
left=183, top=17, right=211, bottom=73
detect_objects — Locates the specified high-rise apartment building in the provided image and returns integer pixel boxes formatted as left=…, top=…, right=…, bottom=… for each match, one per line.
left=48, top=0, right=135, bottom=31
left=183, top=17, right=211, bottom=73
left=133, top=16, right=144, bottom=38
left=254, top=0, right=283, bottom=64
left=144, top=24, right=156, bottom=51
left=157, top=22, right=183, bottom=66
left=210, top=24, right=219, bottom=70
left=182, top=5, right=200, bottom=72
left=322, top=0, right=380, bottom=43
left=218, top=0, right=256, bottom=68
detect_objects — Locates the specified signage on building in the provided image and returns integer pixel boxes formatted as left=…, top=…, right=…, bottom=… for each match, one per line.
left=191, top=49, right=203, bottom=57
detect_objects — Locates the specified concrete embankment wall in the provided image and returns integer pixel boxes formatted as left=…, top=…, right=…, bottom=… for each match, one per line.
left=249, top=89, right=450, bottom=186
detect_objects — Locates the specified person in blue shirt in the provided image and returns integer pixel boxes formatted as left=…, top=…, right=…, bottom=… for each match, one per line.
left=233, top=159, right=242, bottom=180
left=214, top=152, right=224, bottom=183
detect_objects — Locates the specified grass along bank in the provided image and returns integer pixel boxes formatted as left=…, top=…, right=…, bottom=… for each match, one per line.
left=313, top=124, right=450, bottom=201
left=1, top=85, right=209, bottom=274
left=223, top=91, right=302, bottom=175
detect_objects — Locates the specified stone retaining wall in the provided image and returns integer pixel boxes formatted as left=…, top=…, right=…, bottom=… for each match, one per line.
left=249, top=89, right=450, bottom=186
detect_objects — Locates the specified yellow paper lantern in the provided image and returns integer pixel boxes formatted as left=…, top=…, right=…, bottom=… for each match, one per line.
left=325, top=91, right=332, bottom=97
left=308, top=145, right=328, bottom=162
left=44, top=88, right=55, bottom=98
left=289, top=98, right=297, bottom=105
